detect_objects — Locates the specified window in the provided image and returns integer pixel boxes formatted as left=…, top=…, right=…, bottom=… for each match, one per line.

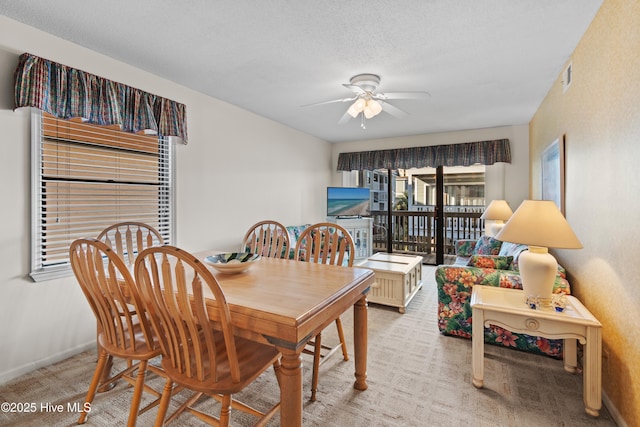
left=30, top=110, right=174, bottom=281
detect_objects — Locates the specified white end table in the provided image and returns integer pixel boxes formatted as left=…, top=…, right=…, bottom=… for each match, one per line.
left=470, top=286, right=602, bottom=417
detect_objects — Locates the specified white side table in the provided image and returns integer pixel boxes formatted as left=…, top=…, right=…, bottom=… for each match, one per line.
left=470, top=286, right=602, bottom=417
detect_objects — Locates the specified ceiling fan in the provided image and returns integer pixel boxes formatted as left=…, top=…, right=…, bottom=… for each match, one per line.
left=303, top=73, right=430, bottom=129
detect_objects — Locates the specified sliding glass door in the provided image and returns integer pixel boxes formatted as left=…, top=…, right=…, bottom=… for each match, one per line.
left=348, top=165, right=485, bottom=264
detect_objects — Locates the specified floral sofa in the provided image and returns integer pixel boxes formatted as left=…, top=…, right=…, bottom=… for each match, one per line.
left=255, top=224, right=349, bottom=261
left=285, top=224, right=311, bottom=259
left=436, top=235, right=571, bottom=359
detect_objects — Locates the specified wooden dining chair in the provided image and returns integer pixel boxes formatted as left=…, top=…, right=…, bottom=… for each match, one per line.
left=240, top=220, right=290, bottom=259
left=134, top=245, right=282, bottom=426
left=293, top=222, right=354, bottom=401
left=69, top=238, right=164, bottom=427
left=97, top=221, right=165, bottom=268
left=95, top=222, right=165, bottom=373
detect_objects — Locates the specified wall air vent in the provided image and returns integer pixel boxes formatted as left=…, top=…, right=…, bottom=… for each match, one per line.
left=562, top=63, right=572, bottom=93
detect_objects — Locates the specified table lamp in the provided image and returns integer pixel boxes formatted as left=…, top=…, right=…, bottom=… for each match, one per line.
left=480, top=200, right=513, bottom=237
left=494, top=200, right=582, bottom=304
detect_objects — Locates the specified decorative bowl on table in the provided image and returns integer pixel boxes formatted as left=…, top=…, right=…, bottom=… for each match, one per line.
left=204, top=252, right=261, bottom=274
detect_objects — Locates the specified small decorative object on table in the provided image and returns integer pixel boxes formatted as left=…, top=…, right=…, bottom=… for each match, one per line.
left=551, top=294, right=567, bottom=312
left=525, top=295, right=540, bottom=310
left=205, top=252, right=261, bottom=274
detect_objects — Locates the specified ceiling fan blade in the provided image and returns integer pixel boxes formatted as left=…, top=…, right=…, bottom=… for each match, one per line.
left=374, top=91, right=431, bottom=100
left=301, top=96, right=357, bottom=107
left=337, top=110, right=353, bottom=124
left=342, top=84, right=367, bottom=96
left=381, top=101, right=409, bottom=118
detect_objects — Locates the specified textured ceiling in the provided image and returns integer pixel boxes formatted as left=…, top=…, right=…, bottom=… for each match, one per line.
left=0, top=0, right=603, bottom=143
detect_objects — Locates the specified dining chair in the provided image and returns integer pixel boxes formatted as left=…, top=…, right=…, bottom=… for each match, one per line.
left=134, top=245, right=282, bottom=426
left=69, top=238, right=164, bottom=427
left=240, top=220, right=290, bottom=259
left=293, top=222, right=354, bottom=401
left=97, top=221, right=165, bottom=268
left=95, top=221, right=165, bottom=372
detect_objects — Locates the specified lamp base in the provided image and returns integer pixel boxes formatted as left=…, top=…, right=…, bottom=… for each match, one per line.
left=518, top=246, right=557, bottom=304
left=488, top=221, right=505, bottom=237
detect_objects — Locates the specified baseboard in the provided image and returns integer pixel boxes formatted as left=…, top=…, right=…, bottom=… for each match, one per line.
left=0, top=341, right=95, bottom=385
left=603, top=391, right=627, bottom=427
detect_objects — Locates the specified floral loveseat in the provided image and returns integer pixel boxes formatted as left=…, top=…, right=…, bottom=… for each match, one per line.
left=284, top=224, right=311, bottom=259
left=436, top=235, right=571, bottom=359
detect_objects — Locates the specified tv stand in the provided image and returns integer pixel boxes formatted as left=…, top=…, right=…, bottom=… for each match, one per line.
left=328, top=217, right=372, bottom=263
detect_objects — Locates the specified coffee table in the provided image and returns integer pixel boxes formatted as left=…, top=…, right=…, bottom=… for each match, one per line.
left=357, top=252, right=423, bottom=313
left=470, top=285, right=602, bottom=417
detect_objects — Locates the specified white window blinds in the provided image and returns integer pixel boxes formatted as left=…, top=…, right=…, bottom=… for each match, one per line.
left=31, top=110, right=174, bottom=281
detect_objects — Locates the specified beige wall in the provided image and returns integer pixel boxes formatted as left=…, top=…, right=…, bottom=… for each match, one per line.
left=0, top=16, right=331, bottom=382
left=530, top=0, right=640, bottom=425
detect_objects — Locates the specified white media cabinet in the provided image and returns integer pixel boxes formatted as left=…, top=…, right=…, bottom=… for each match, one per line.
left=328, top=217, right=373, bottom=263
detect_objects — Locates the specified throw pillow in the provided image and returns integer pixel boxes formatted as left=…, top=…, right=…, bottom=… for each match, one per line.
left=498, top=242, right=529, bottom=270
left=467, top=255, right=513, bottom=270
left=455, top=239, right=477, bottom=257
left=473, top=235, right=503, bottom=255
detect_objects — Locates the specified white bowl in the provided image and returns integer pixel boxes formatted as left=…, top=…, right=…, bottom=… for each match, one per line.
left=204, top=252, right=261, bottom=274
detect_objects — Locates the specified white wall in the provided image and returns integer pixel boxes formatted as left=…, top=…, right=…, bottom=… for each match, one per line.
left=0, top=16, right=331, bottom=383
left=331, top=124, right=530, bottom=209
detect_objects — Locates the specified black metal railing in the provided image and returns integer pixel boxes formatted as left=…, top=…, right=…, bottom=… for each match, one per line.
left=371, top=208, right=484, bottom=258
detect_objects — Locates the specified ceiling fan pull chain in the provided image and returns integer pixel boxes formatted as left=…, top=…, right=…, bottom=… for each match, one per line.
left=361, top=114, right=366, bottom=129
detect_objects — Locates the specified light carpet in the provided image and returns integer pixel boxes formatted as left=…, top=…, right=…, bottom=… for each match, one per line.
left=0, top=266, right=617, bottom=426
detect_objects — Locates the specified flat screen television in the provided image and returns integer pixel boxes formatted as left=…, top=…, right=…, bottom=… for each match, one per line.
left=327, top=187, right=371, bottom=217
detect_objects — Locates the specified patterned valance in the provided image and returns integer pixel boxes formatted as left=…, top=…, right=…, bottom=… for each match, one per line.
left=14, top=53, right=188, bottom=143
left=336, top=139, right=511, bottom=171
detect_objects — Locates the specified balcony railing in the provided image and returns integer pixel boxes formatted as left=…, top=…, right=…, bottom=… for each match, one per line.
left=371, top=207, right=484, bottom=259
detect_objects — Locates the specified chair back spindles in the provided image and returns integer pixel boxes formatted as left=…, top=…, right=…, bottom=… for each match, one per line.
left=97, top=221, right=164, bottom=267
left=71, top=239, right=156, bottom=354
left=241, top=220, right=290, bottom=258
left=294, top=222, right=355, bottom=267
left=135, top=246, right=239, bottom=384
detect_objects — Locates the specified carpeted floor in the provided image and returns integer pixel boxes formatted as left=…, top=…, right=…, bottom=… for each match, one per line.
left=0, top=266, right=617, bottom=426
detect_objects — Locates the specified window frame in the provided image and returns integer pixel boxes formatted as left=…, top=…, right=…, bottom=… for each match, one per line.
left=29, top=108, right=176, bottom=281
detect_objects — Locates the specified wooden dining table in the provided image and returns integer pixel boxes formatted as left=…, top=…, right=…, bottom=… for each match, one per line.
left=195, top=250, right=375, bottom=427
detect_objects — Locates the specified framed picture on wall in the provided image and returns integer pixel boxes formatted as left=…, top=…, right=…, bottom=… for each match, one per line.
left=541, top=136, right=565, bottom=214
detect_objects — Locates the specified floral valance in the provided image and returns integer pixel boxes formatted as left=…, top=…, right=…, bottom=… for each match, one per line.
left=336, top=139, right=511, bottom=171
left=14, top=53, right=188, bottom=143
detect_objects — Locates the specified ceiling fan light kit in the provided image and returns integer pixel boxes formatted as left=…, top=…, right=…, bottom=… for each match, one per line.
left=347, top=98, right=382, bottom=119
left=304, top=72, right=430, bottom=129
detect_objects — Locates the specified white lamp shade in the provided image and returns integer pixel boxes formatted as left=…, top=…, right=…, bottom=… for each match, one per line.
left=363, top=105, right=376, bottom=119
left=368, top=99, right=382, bottom=115
left=480, top=200, right=513, bottom=221
left=347, top=98, right=367, bottom=118
left=363, top=100, right=382, bottom=119
left=494, top=200, right=582, bottom=249
left=347, top=98, right=381, bottom=120
left=481, top=200, right=513, bottom=237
